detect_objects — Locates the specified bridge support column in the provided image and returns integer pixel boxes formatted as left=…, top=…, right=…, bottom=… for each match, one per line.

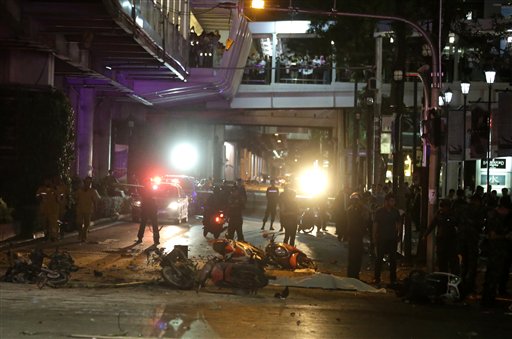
left=212, top=125, right=225, bottom=181
left=70, top=87, right=96, bottom=178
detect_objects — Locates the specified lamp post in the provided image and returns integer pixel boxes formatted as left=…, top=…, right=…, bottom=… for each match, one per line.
left=440, top=88, right=452, bottom=197
left=460, top=81, right=470, bottom=189
left=484, top=70, right=496, bottom=194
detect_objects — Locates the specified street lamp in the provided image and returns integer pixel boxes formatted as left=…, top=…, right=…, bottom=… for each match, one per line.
left=460, top=81, right=470, bottom=189
left=440, top=88, right=452, bottom=196
left=485, top=70, right=496, bottom=194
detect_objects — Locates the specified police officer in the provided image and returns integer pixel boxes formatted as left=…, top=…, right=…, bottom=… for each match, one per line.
left=261, top=179, right=279, bottom=231
left=345, top=192, right=368, bottom=279
left=136, top=181, right=159, bottom=245
left=226, top=187, right=245, bottom=241
left=279, top=185, right=299, bottom=246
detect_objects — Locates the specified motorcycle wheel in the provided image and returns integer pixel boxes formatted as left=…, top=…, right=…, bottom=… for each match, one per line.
left=37, top=271, right=69, bottom=289
left=299, top=223, right=315, bottom=234
left=161, top=265, right=195, bottom=290
left=213, top=232, right=221, bottom=239
left=296, top=253, right=317, bottom=270
left=232, top=265, right=269, bottom=289
left=203, top=228, right=208, bottom=237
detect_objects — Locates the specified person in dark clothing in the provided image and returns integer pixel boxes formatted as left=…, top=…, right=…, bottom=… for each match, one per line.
left=459, top=195, right=485, bottom=296
left=481, top=196, right=512, bottom=306
left=261, top=180, right=280, bottom=231
left=373, top=193, right=401, bottom=286
left=203, top=186, right=225, bottom=228
left=279, top=185, right=299, bottom=246
left=136, top=183, right=159, bottom=245
left=345, top=192, right=369, bottom=279
left=226, top=187, right=245, bottom=241
left=424, top=199, right=460, bottom=274
left=333, top=189, right=348, bottom=242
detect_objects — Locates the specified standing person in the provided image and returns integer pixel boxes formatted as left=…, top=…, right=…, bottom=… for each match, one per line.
left=74, top=176, right=100, bottom=243
left=279, top=185, right=299, bottom=246
left=460, top=195, right=485, bottom=296
left=345, top=192, right=369, bottom=279
left=261, top=179, right=279, bottom=231
left=372, top=193, right=401, bottom=287
left=103, top=169, right=119, bottom=196
left=333, top=188, right=347, bottom=242
left=226, top=187, right=245, bottom=241
left=136, top=181, right=160, bottom=245
left=36, top=177, right=60, bottom=242
left=481, top=196, right=512, bottom=306
left=424, top=199, right=460, bottom=274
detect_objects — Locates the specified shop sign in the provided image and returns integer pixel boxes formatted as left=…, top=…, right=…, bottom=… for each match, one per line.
left=480, top=158, right=507, bottom=169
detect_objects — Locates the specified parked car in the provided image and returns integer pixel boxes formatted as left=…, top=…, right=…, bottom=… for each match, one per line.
left=131, top=181, right=189, bottom=224
left=163, top=175, right=199, bottom=215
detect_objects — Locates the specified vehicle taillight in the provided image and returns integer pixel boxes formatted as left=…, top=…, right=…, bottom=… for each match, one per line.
left=215, top=216, right=221, bottom=223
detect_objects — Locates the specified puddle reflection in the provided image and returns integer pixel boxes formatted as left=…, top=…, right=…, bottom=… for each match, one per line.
left=149, top=304, right=219, bottom=338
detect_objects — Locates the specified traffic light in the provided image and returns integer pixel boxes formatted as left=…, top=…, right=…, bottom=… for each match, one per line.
left=424, top=108, right=443, bottom=147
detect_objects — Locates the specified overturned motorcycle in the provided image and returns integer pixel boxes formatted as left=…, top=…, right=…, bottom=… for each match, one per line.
left=211, top=238, right=267, bottom=267
left=3, top=248, right=78, bottom=288
left=197, top=256, right=270, bottom=293
left=147, top=246, right=197, bottom=290
left=264, top=232, right=317, bottom=270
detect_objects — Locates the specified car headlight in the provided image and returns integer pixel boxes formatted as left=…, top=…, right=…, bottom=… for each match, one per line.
left=133, top=201, right=141, bottom=207
left=168, top=201, right=179, bottom=210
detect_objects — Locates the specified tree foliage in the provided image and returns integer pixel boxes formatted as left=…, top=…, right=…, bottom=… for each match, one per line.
left=0, top=86, right=75, bottom=234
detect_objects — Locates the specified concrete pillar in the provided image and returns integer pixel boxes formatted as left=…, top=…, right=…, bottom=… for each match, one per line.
left=93, top=100, right=112, bottom=179
left=0, top=50, right=54, bottom=86
left=73, top=87, right=96, bottom=178
left=212, top=125, right=225, bottom=181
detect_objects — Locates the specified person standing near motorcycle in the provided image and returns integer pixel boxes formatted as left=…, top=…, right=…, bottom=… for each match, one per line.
left=36, top=177, right=60, bottom=242
left=226, top=187, right=245, bottom=241
left=423, top=199, right=460, bottom=274
left=279, top=185, right=299, bottom=246
left=74, top=176, right=100, bottom=243
left=345, top=192, right=369, bottom=279
left=372, top=193, right=401, bottom=287
left=261, top=179, right=280, bottom=231
left=136, top=180, right=160, bottom=245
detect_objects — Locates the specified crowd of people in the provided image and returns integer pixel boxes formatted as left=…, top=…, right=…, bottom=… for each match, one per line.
left=332, top=182, right=511, bottom=306
left=242, top=52, right=332, bottom=85
left=189, top=28, right=224, bottom=68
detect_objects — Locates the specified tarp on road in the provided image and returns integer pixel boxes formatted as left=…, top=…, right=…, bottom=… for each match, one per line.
left=270, top=272, right=386, bottom=293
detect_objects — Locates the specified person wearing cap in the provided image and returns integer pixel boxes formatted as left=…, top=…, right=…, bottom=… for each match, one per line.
left=345, top=192, right=369, bottom=279
left=261, top=179, right=280, bottom=231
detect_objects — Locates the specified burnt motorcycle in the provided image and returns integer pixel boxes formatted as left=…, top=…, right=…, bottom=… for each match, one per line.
left=298, top=207, right=320, bottom=233
left=3, top=248, right=76, bottom=288
left=148, top=246, right=197, bottom=290
left=197, top=256, right=269, bottom=293
left=202, top=210, right=227, bottom=239
left=264, top=233, right=317, bottom=270
left=211, top=238, right=266, bottom=267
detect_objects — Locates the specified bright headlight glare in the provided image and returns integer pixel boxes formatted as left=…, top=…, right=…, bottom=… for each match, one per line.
left=168, top=201, right=179, bottom=210
left=298, top=168, right=328, bottom=197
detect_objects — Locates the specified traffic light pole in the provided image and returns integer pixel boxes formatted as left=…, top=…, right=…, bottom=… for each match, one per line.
left=250, top=4, right=441, bottom=271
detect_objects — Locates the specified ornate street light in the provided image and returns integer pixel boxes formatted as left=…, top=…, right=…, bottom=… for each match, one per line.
left=460, top=81, right=470, bottom=189
left=485, top=70, right=496, bottom=194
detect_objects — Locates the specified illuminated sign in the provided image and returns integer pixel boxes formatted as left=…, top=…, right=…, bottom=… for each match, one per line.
left=480, top=158, right=507, bottom=169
